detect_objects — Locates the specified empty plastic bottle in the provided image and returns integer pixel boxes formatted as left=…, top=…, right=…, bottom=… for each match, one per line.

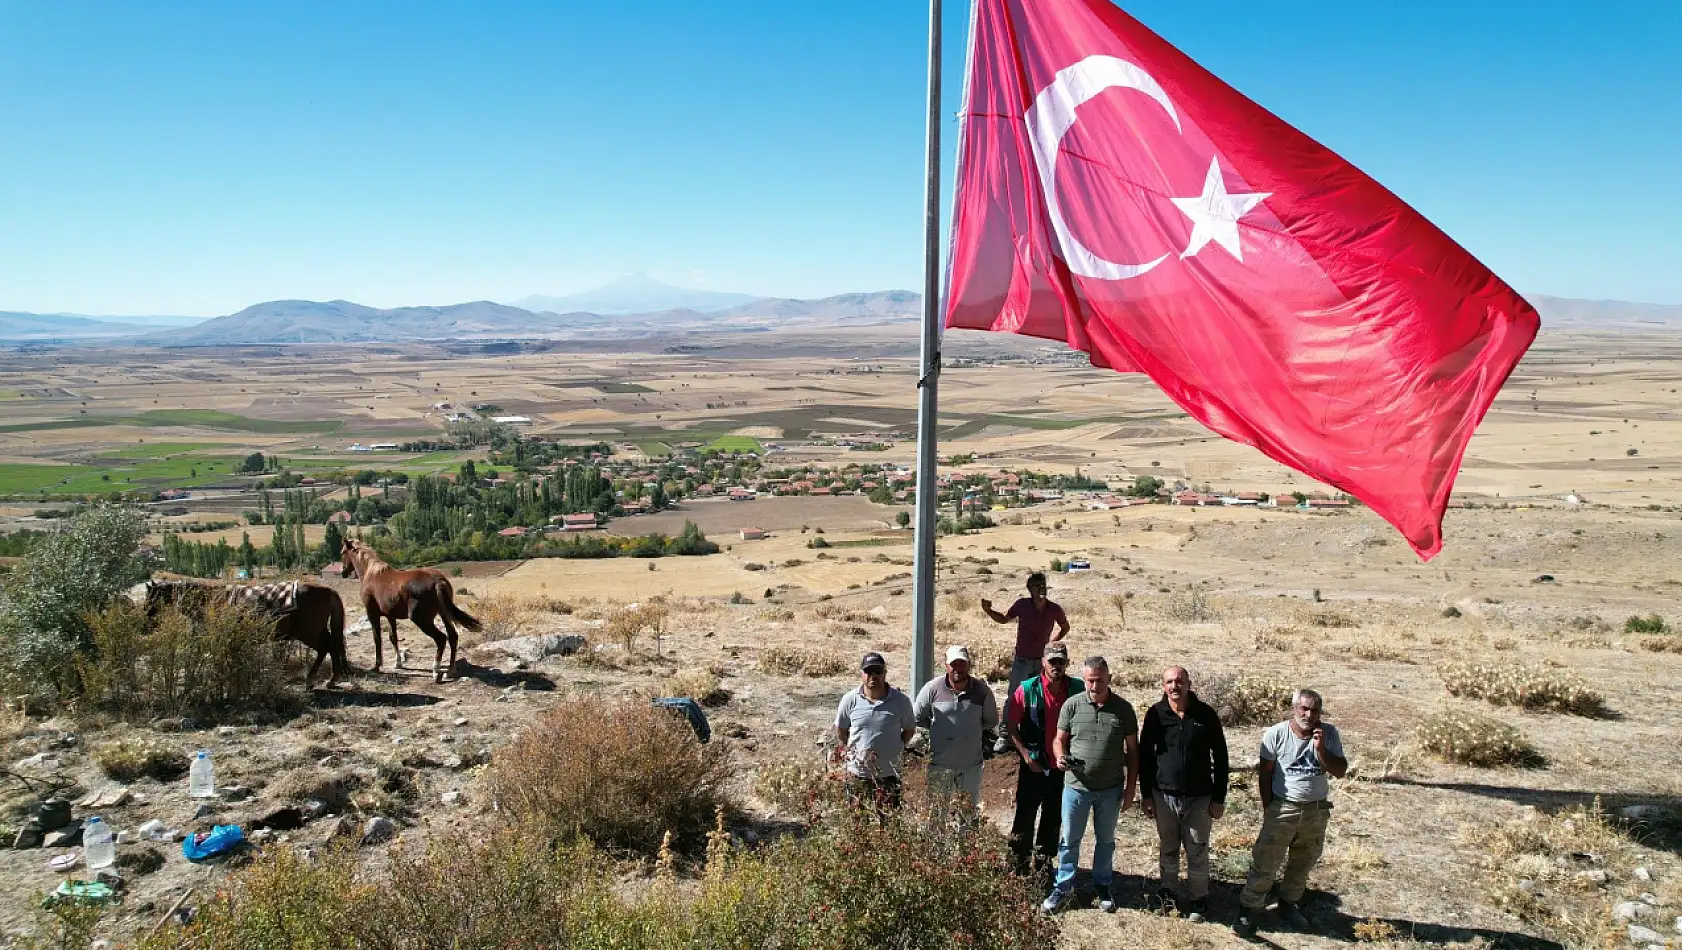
left=83, top=817, right=115, bottom=869
left=189, top=750, right=215, bottom=798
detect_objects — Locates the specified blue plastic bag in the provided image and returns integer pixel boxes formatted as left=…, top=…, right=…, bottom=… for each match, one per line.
left=182, top=825, right=245, bottom=862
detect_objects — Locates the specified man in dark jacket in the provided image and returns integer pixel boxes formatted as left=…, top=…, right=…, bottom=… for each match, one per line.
left=1002, top=642, right=1072, bottom=877
left=1139, top=665, right=1229, bottom=921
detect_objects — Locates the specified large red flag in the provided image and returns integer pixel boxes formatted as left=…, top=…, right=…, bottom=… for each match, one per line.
left=944, top=0, right=1538, bottom=559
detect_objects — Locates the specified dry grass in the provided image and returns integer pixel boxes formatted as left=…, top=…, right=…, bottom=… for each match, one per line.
left=1197, top=672, right=1292, bottom=726
left=1349, top=640, right=1414, bottom=663
left=470, top=592, right=538, bottom=644
left=605, top=601, right=670, bottom=655
left=93, top=738, right=186, bottom=783
left=662, top=668, right=730, bottom=707
left=1639, top=634, right=1682, bottom=654
left=1251, top=627, right=1291, bottom=652
left=486, top=698, right=731, bottom=852
left=1437, top=660, right=1610, bottom=717
left=1413, top=708, right=1544, bottom=767
left=756, top=646, right=851, bottom=678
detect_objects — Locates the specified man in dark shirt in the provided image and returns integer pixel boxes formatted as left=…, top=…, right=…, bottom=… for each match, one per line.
left=1139, top=665, right=1229, bottom=922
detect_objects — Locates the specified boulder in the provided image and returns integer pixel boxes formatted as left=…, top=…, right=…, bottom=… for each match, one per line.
left=1625, top=923, right=1664, bottom=945
left=1615, top=901, right=1652, bottom=921
left=360, top=816, right=396, bottom=846
left=440, top=791, right=464, bottom=806
left=478, top=634, right=586, bottom=664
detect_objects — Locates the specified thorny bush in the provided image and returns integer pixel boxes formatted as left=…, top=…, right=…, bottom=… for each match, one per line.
left=1413, top=708, right=1544, bottom=768
left=1436, top=660, right=1609, bottom=717
left=487, top=697, right=731, bottom=853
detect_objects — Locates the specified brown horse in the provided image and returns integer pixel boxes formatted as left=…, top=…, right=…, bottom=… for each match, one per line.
left=340, top=538, right=481, bottom=683
left=143, top=578, right=349, bottom=688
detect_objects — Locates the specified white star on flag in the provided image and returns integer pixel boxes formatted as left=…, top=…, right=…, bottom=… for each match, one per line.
left=1171, top=158, right=1270, bottom=261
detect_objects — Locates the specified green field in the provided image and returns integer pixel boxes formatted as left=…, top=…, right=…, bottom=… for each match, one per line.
left=0, top=410, right=341, bottom=435
left=636, top=441, right=676, bottom=457
left=0, top=455, right=244, bottom=496
left=702, top=435, right=765, bottom=454
left=0, top=464, right=101, bottom=495
left=97, top=442, right=224, bottom=459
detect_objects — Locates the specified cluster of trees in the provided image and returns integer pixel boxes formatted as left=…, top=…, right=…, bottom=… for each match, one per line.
left=363, top=519, right=717, bottom=569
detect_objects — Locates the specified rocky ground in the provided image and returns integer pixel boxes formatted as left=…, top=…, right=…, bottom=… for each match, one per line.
left=3, top=506, right=1681, bottom=948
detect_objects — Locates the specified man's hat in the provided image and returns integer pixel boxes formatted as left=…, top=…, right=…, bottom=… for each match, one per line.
left=945, top=645, right=971, bottom=664
left=1044, top=643, right=1070, bottom=661
left=860, top=652, right=887, bottom=672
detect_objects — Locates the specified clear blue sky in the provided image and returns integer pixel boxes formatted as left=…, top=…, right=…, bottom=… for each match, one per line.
left=2, top=0, right=1678, bottom=316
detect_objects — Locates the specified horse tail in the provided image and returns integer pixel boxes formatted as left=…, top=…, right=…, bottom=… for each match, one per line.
left=441, top=583, right=482, bottom=633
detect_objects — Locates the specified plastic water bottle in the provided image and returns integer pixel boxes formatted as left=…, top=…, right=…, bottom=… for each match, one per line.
left=189, top=750, right=215, bottom=798
left=83, top=817, right=115, bottom=869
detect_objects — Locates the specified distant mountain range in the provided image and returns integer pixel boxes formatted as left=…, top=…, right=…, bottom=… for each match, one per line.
left=0, top=311, right=202, bottom=341
left=2, top=282, right=1679, bottom=346
left=513, top=274, right=758, bottom=315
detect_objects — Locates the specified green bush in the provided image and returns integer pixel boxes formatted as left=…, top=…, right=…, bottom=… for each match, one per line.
left=0, top=505, right=147, bottom=697
left=1624, top=614, right=1667, bottom=635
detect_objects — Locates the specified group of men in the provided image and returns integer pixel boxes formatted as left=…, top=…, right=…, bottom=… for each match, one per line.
left=831, top=572, right=1347, bottom=935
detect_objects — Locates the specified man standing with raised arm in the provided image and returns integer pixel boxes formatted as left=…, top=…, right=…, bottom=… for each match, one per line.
left=982, top=572, right=1070, bottom=752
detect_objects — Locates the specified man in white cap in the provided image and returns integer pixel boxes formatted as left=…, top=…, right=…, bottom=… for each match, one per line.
left=914, top=643, right=999, bottom=807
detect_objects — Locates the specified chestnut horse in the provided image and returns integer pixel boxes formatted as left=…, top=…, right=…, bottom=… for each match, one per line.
left=340, top=538, right=481, bottom=683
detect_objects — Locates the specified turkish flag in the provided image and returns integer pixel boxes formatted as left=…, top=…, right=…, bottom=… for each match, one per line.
left=944, top=0, right=1538, bottom=559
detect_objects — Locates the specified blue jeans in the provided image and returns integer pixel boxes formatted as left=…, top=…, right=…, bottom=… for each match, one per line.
left=1055, top=783, right=1122, bottom=889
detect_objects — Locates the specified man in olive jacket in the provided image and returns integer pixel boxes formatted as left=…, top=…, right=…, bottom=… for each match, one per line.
left=1139, top=666, right=1229, bottom=922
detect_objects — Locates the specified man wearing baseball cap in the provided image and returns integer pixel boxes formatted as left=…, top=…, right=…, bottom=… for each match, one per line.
left=914, top=644, right=999, bottom=807
left=834, top=651, right=917, bottom=810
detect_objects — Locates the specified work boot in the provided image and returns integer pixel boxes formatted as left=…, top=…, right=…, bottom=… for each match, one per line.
left=1095, top=884, right=1117, bottom=913
left=1184, top=898, right=1208, bottom=923
left=1277, top=899, right=1311, bottom=931
left=1233, top=911, right=1259, bottom=939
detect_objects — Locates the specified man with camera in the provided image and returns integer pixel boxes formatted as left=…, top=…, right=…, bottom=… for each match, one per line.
left=914, top=644, right=999, bottom=807
left=1004, top=642, right=1073, bottom=877
left=833, top=651, right=917, bottom=810
left=1042, top=656, right=1138, bottom=915
left=1234, top=688, right=1347, bottom=937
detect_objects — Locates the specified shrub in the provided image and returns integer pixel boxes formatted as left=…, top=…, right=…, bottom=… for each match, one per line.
left=78, top=600, right=304, bottom=719
left=487, top=698, right=731, bottom=852
left=471, top=593, right=537, bottom=642
left=94, top=738, right=187, bottom=783
left=753, top=761, right=834, bottom=811
left=1252, top=628, right=1291, bottom=652
left=1198, top=672, right=1292, bottom=726
left=1639, top=635, right=1682, bottom=654
left=663, top=668, right=729, bottom=707
left=757, top=647, right=851, bottom=678
left=155, top=803, right=1057, bottom=950
left=1349, top=640, right=1412, bottom=663
left=1437, top=660, right=1608, bottom=717
left=605, top=601, right=668, bottom=654
left=0, top=505, right=148, bottom=698
left=1414, top=709, right=1543, bottom=767
left=1625, top=613, right=1668, bottom=634
left=1442, top=605, right=1462, bottom=619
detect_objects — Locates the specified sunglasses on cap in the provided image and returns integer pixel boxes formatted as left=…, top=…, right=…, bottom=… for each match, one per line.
left=863, top=665, right=886, bottom=675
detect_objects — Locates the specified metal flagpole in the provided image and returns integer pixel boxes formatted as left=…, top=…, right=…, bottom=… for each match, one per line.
left=910, top=0, right=943, bottom=692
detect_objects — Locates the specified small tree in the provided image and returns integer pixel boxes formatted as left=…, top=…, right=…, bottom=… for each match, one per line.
left=895, top=510, right=911, bottom=528
left=1129, top=475, right=1164, bottom=497
left=321, top=519, right=345, bottom=564
left=237, top=452, right=267, bottom=475
left=0, top=505, right=148, bottom=696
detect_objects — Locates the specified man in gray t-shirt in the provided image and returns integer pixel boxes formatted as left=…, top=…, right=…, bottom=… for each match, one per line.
left=834, top=652, right=917, bottom=810
left=1235, top=689, right=1349, bottom=936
